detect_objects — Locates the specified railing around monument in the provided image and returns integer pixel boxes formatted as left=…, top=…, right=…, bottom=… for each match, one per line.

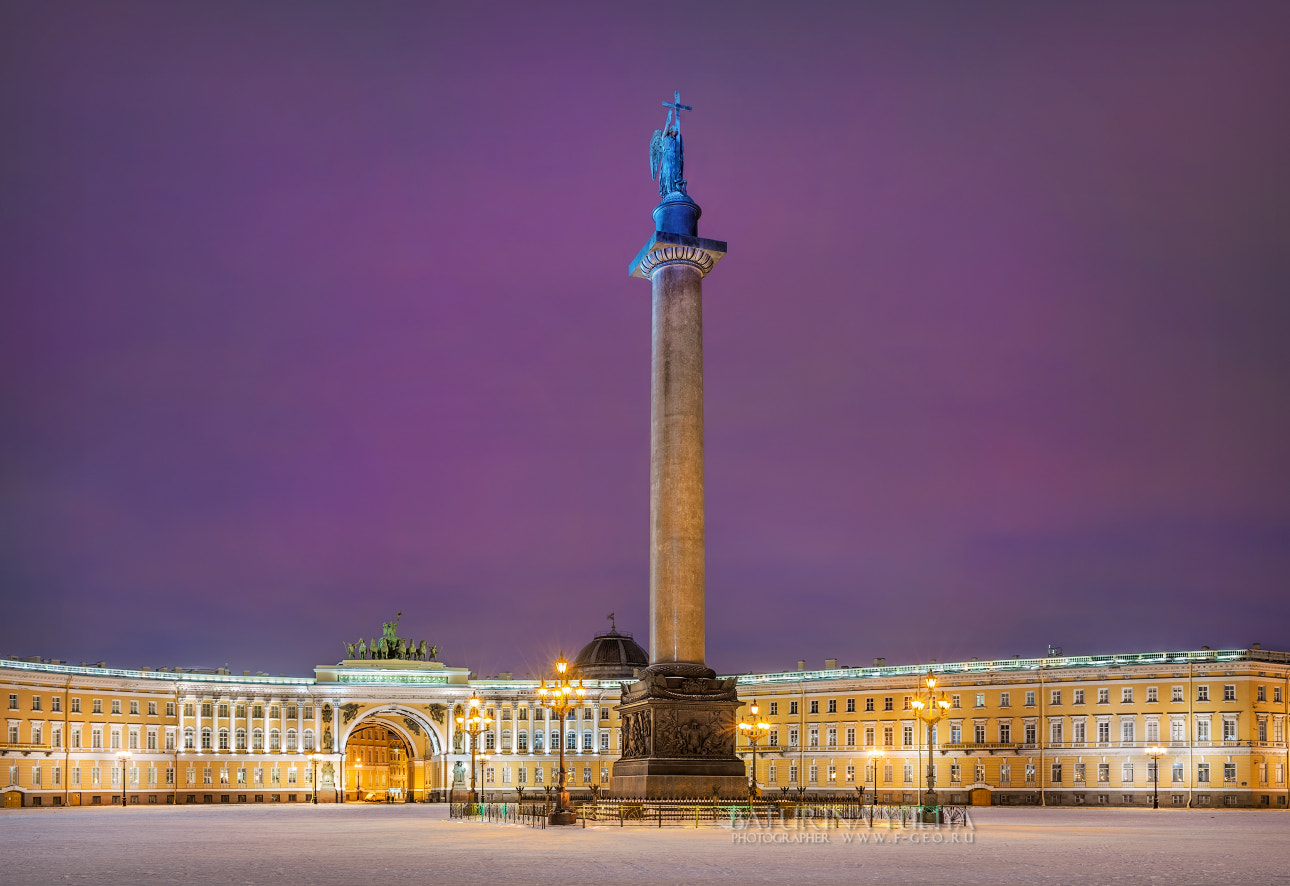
left=449, top=799, right=970, bottom=829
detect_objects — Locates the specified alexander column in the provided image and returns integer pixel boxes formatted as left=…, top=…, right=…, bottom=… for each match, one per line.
left=612, top=92, right=745, bottom=800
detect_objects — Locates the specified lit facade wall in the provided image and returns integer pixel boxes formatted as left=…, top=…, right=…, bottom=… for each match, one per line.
left=2, top=647, right=1287, bottom=809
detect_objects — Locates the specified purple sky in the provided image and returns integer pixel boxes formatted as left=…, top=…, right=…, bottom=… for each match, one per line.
left=3, top=2, right=1289, bottom=679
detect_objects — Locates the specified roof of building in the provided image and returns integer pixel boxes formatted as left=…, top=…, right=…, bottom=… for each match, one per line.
left=571, top=628, right=649, bottom=680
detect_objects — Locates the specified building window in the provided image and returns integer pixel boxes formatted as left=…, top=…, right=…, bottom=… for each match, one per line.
left=886, top=697, right=895, bottom=712
left=768, top=702, right=777, bottom=715
left=975, top=723, right=987, bottom=743
left=1122, top=763, right=1134, bottom=783
left=1051, top=690, right=1061, bottom=706
left=903, top=763, right=913, bottom=784
left=1197, top=686, right=1209, bottom=702
left=71, top=698, right=81, bottom=714
left=201, top=702, right=212, bottom=718
left=810, top=700, right=819, bottom=715
left=219, top=729, right=230, bottom=751
left=809, top=728, right=818, bottom=748
left=974, top=694, right=985, bottom=708
left=1275, top=687, right=1283, bottom=704
left=1051, top=721, right=1063, bottom=744
left=1097, top=689, right=1109, bottom=705
left=1025, top=691, right=1035, bottom=707
left=865, top=698, right=874, bottom=712
left=1222, top=720, right=1236, bottom=742
left=789, top=701, right=798, bottom=715
left=252, top=729, right=263, bottom=751
left=998, top=723, right=1011, bottom=743
left=826, top=727, right=836, bottom=747
left=1121, top=688, right=1133, bottom=704
left=1098, top=763, right=1109, bottom=783
left=845, top=726, right=855, bottom=747
left=1025, top=764, right=1036, bottom=784
left=1073, top=720, right=1086, bottom=744
left=951, top=694, right=961, bottom=709
left=883, top=726, right=894, bottom=747
left=788, top=728, right=798, bottom=747
left=1197, top=720, right=1210, bottom=743
left=788, top=765, right=798, bottom=784
left=846, top=698, right=855, bottom=713
left=950, top=724, right=962, bottom=744
left=1197, top=763, right=1209, bottom=783
left=1122, top=721, right=1135, bottom=744
left=1172, top=762, right=1184, bottom=783
left=903, top=697, right=912, bottom=711
left=270, top=730, right=281, bottom=752
left=1097, top=721, right=1110, bottom=743
left=1073, top=689, right=1085, bottom=705
left=902, top=725, right=913, bottom=747
left=201, top=729, right=212, bottom=751
left=1146, top=687, right=1158, bottom=703
left=1223, top=685, right=1236, bottom=702
left=93, top=699, right=103, bottom=714
left=1024, top=722, right=1036, bottom=745
left=6, top=694, right=16, bottom=711
left=1074, top=763, right=1086, bottom=783
left=864, top=726, right=875, bottom=747
left=1051, top=763, right=1062, bottom=784
left=112, top=700, right=121, bottom=715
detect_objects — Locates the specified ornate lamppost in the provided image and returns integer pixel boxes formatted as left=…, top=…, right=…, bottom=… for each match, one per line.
left=867, top=747, right=882, bottom=804
left=309, top=753, right=322, bottom=804
left=355, top=762, right=362, bottom=802
left=116, top=750, right=131, bottom=808
left=910, top=672, right=951, bottom=809
left=737, top=699, right=770, bottom=801
left=455, top=693, right=492, bottom=805
left=1147, top=745, right=1165, bottom=809
left=537, top=653, right=585, bottom=826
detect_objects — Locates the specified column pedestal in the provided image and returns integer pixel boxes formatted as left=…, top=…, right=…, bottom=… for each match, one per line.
left=612, top=665, right=745, bottom=799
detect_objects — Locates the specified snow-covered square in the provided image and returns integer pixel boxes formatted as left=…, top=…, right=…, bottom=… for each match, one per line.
left=2, top=804, right=1287, bottom=885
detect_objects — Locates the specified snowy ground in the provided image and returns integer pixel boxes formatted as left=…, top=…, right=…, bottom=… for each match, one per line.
left=2, top=804, right=1288, bottom=885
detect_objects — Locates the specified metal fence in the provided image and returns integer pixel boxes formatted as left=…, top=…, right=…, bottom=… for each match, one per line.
left=449, top=800, right=971, bottom=829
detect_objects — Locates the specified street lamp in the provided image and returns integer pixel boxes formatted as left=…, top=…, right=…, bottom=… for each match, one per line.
left=355, top=762, right=362, bottom=802
left=1147, top=745, right=1165, bottom=809
left=537, top=653, right=585, bottom=826
left=867, top=748, right=882, bottom=805
left=455, top=693, right=493, bottom=805
left=309, top=753, right=322, bottom=804
left=737, top=699, right=770, bottom=801
left=910, top=672, right=952, bottom=809
left=116, top=750, right=131, bottom=808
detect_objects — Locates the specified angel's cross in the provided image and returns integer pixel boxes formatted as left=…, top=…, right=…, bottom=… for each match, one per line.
left=662, top=91, right=692, bottom=118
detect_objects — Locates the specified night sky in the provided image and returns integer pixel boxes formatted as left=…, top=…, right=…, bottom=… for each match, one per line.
left=3, top=2, right=1289, bottom=679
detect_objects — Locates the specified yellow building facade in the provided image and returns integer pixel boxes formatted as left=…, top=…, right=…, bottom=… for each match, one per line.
left=3, top=642, right=1287, bottom=809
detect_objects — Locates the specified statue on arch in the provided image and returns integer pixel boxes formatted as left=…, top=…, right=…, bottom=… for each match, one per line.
left=418, top=640, right=429, bottom=661
left=357, top=638, right=367, bottom=659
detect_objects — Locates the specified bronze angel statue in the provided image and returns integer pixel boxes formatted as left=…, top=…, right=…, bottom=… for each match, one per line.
left=650, top=95, right=688, bottom=197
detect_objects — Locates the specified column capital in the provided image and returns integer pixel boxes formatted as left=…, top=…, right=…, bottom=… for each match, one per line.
left=629, top=232, right=727, bottom=280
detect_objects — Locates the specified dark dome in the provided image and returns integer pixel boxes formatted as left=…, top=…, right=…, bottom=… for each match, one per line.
left=572, top=628, right=648, bottom=680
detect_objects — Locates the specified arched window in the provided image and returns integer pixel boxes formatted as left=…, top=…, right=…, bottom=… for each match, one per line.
left=218, top=728, right=230, bottom=751
left=566, top=731, right=577, bottom=751
left=532, top=731, right=543, bottom=752
left=582, top=731, right=593, bottom=751
left=269, top=729, right=281, bottom=752
left=517, top=730, right=528, bottom=752
left=252, top=728, right=264, bottom=751
left=286, top=729, right=297, bottom=751
left=201, top=728, right=212, bottom=751
left=501, top=729, right=511, bottom=751
left=551, top=731, right=560, bottom=752
left=235, top=729, right=247, bottom=751
left=485, top=731, right=496, bottom=751
left=184, top=728, right=195, bottom=750
left=303, top=729, right=315, bottom=752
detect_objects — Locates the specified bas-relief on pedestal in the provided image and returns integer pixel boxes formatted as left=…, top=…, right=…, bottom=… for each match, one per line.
left=612, top=92, right=745, bottom=800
